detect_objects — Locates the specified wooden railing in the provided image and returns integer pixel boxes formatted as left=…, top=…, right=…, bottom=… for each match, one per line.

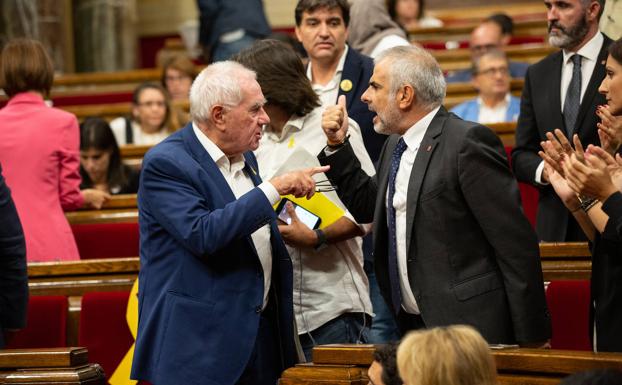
left=0, top=347, right=105, bottom=384
left=281, top=344, right=622, bottom=385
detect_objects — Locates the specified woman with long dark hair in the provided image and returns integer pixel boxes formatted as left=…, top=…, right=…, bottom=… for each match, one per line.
left=80, top=117, right=139, bottom=194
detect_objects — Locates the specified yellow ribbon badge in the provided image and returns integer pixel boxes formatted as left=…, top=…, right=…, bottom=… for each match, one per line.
left=340, top=79, right=353, bottom=92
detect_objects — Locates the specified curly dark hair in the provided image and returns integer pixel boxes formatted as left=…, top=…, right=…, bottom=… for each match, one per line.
left=373, top=342, right=403, bottom=385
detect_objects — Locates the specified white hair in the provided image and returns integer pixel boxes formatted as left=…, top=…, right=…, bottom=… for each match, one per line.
left=189, top=61, right=257, bottom=123
left=376, top=45, right=446, bottom=111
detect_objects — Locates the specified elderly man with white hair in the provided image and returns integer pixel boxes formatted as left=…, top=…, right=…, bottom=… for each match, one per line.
left=318, top=45, right=551, bottom=346
left=131, top=61, right=327, bottom=385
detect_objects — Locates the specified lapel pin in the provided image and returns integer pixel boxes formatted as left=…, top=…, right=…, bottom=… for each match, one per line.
left=426, top=145, right=432, bottom=152
left=340, top=79, right=353, bottom=92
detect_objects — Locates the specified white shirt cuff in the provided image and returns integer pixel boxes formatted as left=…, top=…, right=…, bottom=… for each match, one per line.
left=535, top=161, right=549, bottom=185
left=259, top=181, right=281, bottom=205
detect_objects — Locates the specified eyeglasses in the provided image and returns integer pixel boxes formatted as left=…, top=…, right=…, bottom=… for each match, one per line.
left=315, top=179, right=337, bottom=193
left=471, top=44, right=500, bottom=54
left=136, top=100, right=166, bottom=108
left=477, top=66, right=509, bottom=77
left=165, top=74, right=191, bottom=83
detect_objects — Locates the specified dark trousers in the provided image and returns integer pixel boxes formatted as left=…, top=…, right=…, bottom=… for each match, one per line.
left=236, top=310, right=281, bottom=385
left=396, top=309, right=426, bottom=336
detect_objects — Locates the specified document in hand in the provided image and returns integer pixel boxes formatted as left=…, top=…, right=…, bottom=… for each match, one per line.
left=271, top=147, right=346, bottom=229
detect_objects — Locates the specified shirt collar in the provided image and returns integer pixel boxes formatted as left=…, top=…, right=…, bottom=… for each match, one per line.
left=476, top=93, right=510, bottom=108
left=265, top=114, right=305, bottom=142
left=401, top=106, right=441, bottom=149
left=192, top=122, right=246, bottom=173
left=562, top=31, right=603, bottom=64
left=306, top=45, right=349, bottom=81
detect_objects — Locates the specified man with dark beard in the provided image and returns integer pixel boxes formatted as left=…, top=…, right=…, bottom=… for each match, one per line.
left=511, top=0, right=611, bottom=242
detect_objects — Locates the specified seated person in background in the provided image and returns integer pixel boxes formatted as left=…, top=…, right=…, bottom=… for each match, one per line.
left=233, top=40, right=375, bottom=361
left=109, top=83, right=181, bottom=146
left=446, top=18, right=529, bottom=83
left=451, top=50, right=520, bottom=124
left=386, top=0, right=443, bottom=30
left=397, top=325, right=496, bottom=385
left=80, top=117, right=140, bottom=195
left=161, top=55, right=196, bottom=101
left=368, top=342, right=402, bottom=385
left=488, top=13, right=514, bottom=45
left=348, top=0, right=411, bottom=59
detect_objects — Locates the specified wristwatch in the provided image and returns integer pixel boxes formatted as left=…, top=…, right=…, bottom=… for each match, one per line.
left=314, top=228, right=328, bottom=250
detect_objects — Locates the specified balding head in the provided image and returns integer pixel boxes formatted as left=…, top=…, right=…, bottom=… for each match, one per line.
left=469, top=21, right=504, bottom=60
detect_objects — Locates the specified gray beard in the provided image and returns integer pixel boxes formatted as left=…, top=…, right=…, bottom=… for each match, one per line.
left=548, top=15, right=590, bottom=50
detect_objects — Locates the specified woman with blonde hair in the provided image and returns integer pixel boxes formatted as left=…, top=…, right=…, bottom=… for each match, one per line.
left=397, top=325, right=496, bottom=385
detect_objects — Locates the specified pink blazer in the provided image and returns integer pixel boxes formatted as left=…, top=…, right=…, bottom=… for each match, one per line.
left=0, top=93, right=83, bottom=262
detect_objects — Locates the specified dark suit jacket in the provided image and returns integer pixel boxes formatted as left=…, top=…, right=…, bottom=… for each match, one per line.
left=197, top=0, right=271, bottom=48
left=511, top=35, right=612, bottom=241
left=319, top=107, right=551, bottom=344
left=131, top=124, right=295, bottom=385
left=0, top=163, right=28, bottom=349
left=339, top=47, right=387, bottom=164
left=590, top=192, right=622, bottom=352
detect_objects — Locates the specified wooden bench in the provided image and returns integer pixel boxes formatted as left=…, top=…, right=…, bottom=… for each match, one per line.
left=436, top=44, right=555, bottom=72
left=0, top=347, right=105, bottom=385
left=66, top=194, right=139, bottom=224
left=281, top=344, right=622, bottom=385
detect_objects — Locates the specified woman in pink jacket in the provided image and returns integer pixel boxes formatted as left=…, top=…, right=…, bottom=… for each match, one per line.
left=0, top=39, right=108, bottom=262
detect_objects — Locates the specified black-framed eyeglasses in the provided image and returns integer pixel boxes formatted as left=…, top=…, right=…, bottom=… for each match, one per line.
left=315, top=179, right=337, bottom=193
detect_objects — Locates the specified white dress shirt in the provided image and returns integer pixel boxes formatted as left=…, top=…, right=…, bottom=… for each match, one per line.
left=192, top=123, right=280, bottom=308
left=254, top=107, right=375, bottom=333
left=535, top=32, right=605, bottom=185
left=110, top=117, right=170, bottom=146
left=307, top=46, right=349, bottom=108
left=477, top=94, right=511, bottom=124
left=392, top=106, right=440, bottom=314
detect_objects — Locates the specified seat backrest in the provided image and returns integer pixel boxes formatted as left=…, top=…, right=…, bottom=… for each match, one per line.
left=72, top=223, right=139, bottom=259
left=545, top=280, right=592, bottom=350
left=504, top=145, right=538, bottom=227
left=79, top=291, right=134, bottom=379
left=6, top=295, right=67, bottom=348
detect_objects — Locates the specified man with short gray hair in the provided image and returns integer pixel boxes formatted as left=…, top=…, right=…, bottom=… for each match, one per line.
left=131, top=61, right=327, bottom=385
left=318, top=45, right=551, bottom=345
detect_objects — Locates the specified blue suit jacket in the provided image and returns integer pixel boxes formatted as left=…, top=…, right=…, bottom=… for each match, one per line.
left=450, top=95, right=520, bottom=123
left=446, top=61, right=530, bottom=83
left=131, top=124, right=295, bottom=385
left=339, top=48, right=386, bottom=164
left=0, top=163, right=27, bottom=349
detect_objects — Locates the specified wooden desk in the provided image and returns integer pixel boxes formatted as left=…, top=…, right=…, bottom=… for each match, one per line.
left=0, top=347, right=105, bottom=385
left=281, top=344, right=622, bottom=385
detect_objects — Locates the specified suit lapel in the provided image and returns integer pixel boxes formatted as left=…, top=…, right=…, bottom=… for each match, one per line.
left=405, top=109, right=445, bottom=256
left=574, top=36, right=611, bottom=133
left=181, top=123, right=237, bottom=204
left=338, top=49, right=361, bottom=111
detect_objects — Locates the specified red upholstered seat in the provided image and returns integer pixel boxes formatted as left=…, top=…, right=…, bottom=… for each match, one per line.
left=545, top=280, right=592, bottom=350
left=504, top=146, right=538, bottom=227
left=6, top=296, right=67, bottom=348
left=79, top=291, right=135, bottom=380
left=72, top=223, right=139, bottom=259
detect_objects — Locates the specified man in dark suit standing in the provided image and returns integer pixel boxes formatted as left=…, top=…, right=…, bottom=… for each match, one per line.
left=0, top=163, right=28, bottom=349
left=318, top=45, right=551, bottom=345
left=130, top=61, right=327, bottom=385
left=295, top=0, right=385, bottom=163
left=511, top=0, right=610, bottom=241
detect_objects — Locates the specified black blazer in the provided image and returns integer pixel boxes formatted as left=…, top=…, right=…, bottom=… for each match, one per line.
left=319, top=107, right=551, bottom=344
left=511, top=35, right=612, bottom=241
left=0, top=163, right=28, bottom=348
left=339, top=47, right=387, bottom=164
